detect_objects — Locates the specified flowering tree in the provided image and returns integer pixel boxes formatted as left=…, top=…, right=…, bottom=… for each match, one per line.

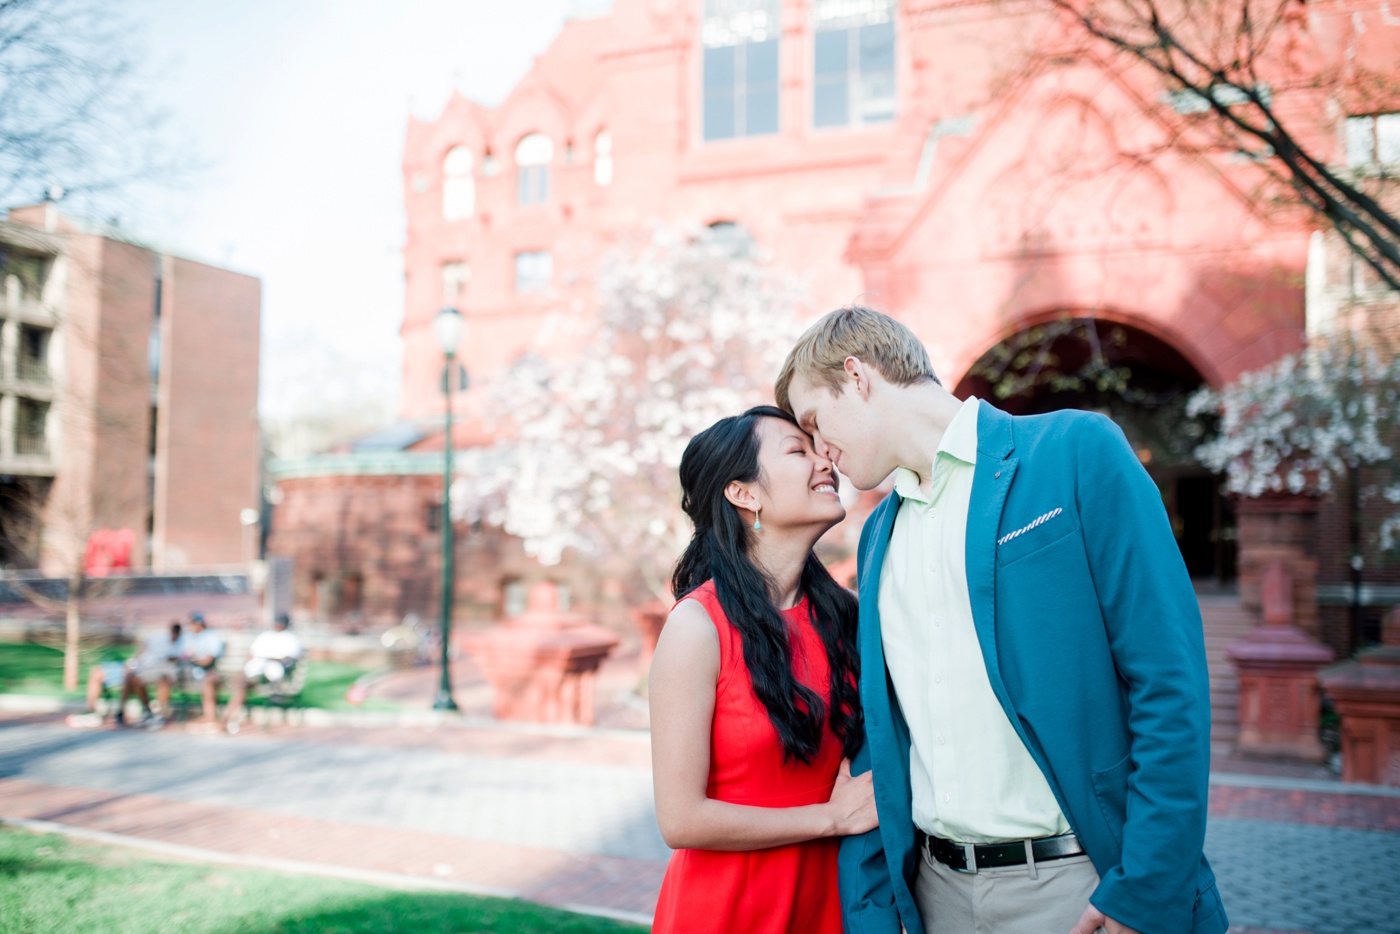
left=1187, top=336, right=1400, bottom=551
left=454, top=225, right=810, bottom=599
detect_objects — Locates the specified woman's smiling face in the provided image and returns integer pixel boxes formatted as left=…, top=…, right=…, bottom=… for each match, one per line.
left=750, top=416, right=845, bottom=533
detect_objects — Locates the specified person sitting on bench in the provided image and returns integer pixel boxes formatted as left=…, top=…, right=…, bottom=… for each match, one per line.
left=68, top=622, right=184, bottom=728
left=119, top=620, right=186, bottom=728
left=181, top=612, right=225, bottom=728
left=224, top=613, right=303, bottom=731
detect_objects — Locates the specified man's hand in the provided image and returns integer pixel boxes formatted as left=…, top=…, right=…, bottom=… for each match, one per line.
left=1069, top=904, right=1141, bottom=934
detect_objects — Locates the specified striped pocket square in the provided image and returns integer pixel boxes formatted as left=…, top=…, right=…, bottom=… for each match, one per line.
left=998, top=508, right=1064, bottom=547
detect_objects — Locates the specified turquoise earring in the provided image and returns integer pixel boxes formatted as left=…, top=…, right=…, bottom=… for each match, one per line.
left=752, top=509, right=762, bottom=532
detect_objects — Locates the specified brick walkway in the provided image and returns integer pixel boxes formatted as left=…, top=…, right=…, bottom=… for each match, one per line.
left=3, top=712, right=1399, bottom=932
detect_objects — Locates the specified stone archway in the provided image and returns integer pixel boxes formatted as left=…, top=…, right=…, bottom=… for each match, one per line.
left=954, top=315, right=1235, bottom=583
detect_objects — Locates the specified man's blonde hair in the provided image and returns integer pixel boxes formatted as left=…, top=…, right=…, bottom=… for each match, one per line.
left=775, top=305, right=939, bottom=413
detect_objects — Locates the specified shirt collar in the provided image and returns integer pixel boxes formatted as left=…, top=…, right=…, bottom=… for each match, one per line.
left=892, top=397, right=981, bottom=504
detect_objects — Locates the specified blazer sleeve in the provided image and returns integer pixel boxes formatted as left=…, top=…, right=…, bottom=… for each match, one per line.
left=838, top=733, right=904, bottom=934
left=1074, top=414, right=1213, bottom=934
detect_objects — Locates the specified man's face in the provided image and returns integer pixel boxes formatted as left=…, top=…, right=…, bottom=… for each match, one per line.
left=788, top=372, right=886, bottom=491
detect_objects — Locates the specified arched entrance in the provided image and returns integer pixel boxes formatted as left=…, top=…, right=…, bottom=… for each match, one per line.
left=954, top=316, right=1235, bottom=583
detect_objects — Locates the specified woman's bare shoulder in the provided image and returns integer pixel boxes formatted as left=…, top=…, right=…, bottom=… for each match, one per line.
left=652, top=597, right=720, bottom=670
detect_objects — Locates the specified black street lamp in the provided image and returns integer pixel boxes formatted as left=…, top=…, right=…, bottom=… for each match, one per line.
left=432, top=306, right=465, bottom=711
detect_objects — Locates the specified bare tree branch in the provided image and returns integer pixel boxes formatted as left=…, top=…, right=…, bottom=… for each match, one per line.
left=1046, top=0, right=1400, bottom=291
left=0, top=0, right=191, bottom=214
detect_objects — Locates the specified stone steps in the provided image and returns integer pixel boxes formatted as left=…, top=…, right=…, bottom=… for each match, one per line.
left=1199, top=594, right=1256, bottom=750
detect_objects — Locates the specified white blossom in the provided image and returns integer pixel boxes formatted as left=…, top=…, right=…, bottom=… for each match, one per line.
left=453, top=224, right=811, bottom=596
left=1189, top=336, right=1400, bottom=553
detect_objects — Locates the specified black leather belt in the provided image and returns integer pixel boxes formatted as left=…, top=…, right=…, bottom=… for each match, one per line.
left=918, top=830, right=1084, bottom=871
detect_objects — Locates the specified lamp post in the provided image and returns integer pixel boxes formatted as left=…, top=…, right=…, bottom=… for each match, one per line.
left=432, top=306, right=465, bottom=711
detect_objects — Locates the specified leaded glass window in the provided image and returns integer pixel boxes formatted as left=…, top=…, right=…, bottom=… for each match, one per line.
left=702, top=0, right=781, bottom=141
left=813, top=0, right=896, bottom=129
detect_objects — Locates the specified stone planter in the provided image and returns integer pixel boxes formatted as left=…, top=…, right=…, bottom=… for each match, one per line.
left=1319, top=608, right=1400, bottom=786
left=1228, top=560, right=1334, bottom=761
left=1234, top=494, right=1320, bottom=636
left=462, top=582, right=619, bottom=726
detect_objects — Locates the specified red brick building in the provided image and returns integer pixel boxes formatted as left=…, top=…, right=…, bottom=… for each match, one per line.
left=270, top=0, right=1399, bottom=649
left=0, top=204, right=262, bottom=575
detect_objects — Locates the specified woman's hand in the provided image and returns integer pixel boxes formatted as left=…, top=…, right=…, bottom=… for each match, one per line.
left=827, top=758, right=878, bottom=836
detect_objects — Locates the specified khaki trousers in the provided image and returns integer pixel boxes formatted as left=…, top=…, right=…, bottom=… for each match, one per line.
left=913, top=842, right=1104, bottom=934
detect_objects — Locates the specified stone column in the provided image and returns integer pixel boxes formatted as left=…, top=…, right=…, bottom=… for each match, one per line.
left=1234, top=494, right=1320, bottom=637
left=1228, top=560, right=1335, bottom=761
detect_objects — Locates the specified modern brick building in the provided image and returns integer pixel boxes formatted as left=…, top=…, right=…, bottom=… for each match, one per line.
left=0, top=203, right=262, bottom=576
left=270, top=0, right=1399, bottom=650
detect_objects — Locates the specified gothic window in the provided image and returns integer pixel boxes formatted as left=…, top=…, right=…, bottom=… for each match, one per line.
left=442, top=146, right=474, bottom=219
left=594, top=130, right=613, bottom=186
left=441, top=262, right=469, bottom=306
left=1345, top=113, right=1400, bottom=168
left=813, top=0, right=896, bottom=129
left=515, top=133, right=553, bottom=205
left=702, top=0, right=780, bottom=141
left=514, top=250, right=552, bottom=292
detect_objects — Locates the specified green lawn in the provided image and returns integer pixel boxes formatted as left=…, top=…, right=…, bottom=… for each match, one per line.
left=0, top=826, right=645, bottom=934
left=0, top=640, right=126, bottom=697
left=0, top=642, right=399, bottom=712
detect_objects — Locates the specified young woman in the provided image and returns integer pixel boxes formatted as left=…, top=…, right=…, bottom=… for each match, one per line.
left=650, top=405, right=876, bottom=934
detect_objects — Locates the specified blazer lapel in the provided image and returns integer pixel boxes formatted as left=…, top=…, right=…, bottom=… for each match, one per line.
left=967, top=404, right=1019, bottom=717
left=857, top=492, right=901, bottom=711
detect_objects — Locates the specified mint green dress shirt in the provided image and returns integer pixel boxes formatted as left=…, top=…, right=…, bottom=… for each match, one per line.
left=878, top=396, right=1071, bottom=843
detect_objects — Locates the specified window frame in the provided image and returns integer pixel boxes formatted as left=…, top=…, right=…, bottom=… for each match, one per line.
left=701, top=0, right=782, bottom=143
left=441, top=146, right=475, bottom=220
left=513, top=250, right=552, bottom=293
left=811, top=0, right=897, bottom=131
left=1345, top=113, right=1400, bottom=170
left=514, top=133, right=554, bottom=206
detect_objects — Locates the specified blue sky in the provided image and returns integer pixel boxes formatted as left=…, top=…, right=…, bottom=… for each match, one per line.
left=114, top=0, right=572, bottom=422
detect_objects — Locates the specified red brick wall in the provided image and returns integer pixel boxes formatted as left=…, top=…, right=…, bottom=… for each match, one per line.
left=38, top=229, right=154, bottom=573
left=393, top=0, right=1400, bottom=424
left=266, top=472, right=640, bottom=633
left=152, top=256, right=260, bottom=567
left=91, top=238, right=157, bottom=564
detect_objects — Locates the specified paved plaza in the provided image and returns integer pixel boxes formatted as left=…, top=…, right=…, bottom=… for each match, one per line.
left=2, top=713, right=1399, bottom=932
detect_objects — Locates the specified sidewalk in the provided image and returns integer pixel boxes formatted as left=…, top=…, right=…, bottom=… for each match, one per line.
left=3, top=686, right=1399, bottom=932
left=0, top=711, right=663, bottom=924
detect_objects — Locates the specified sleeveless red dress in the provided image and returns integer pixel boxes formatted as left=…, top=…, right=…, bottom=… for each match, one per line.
left=652, top=581, right=845, bottom=934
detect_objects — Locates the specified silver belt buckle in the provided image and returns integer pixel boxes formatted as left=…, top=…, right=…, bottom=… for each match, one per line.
left=963, top=842, right=979, bottom=874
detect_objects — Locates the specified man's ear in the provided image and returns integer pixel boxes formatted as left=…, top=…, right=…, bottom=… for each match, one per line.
left=724, top=480, right=759, bottom=513
left=843, top=356, right=873, bottom=400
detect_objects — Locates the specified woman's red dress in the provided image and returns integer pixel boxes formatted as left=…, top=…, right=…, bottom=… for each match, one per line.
left=651, top=581, right=845, bottom=934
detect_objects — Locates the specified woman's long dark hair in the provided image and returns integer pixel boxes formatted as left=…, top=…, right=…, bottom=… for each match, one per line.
left=672, top=405, right=862, bottom=764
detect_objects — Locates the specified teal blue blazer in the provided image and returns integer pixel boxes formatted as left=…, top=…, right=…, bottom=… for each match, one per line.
left=838, top=403, right=1228, bottom=934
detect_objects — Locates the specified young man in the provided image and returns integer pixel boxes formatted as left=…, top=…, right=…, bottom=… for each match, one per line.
left=776, top=307, right=1226, bottom=934
left=120, top=620, right=186, bottom=728
left=223, top=613, right=303, bottom=732
left=69, top=621, right=184, bottom=729
left=181, top=612, right=225, bottom=727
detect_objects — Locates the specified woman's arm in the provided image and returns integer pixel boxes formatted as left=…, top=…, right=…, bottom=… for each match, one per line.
left=649, top=598, right=877, bottom=852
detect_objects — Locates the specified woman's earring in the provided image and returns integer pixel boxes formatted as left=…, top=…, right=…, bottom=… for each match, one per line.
left=752, top=508, right=762, bottom=532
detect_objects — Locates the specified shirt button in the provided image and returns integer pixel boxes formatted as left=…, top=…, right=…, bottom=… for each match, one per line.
left=933, top=616, right=941, bottom=627
left=938, top=734, right=946, bottom=744
left=943, top=793, right=951, bottom=803
left=933, top=673, right=942, bottom=684
left=929, top=507, right=937, bottom=519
